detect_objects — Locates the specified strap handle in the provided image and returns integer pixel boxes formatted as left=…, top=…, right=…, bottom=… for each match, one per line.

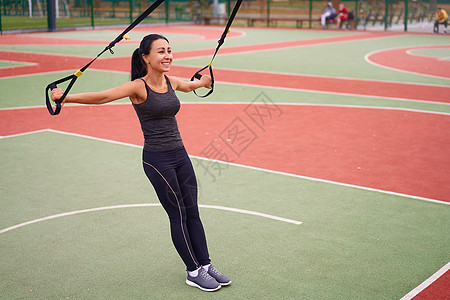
left=190, top=64, right=214, bottom=98
left=44, top=0, right=165, bottom=116
left=45, top=73, right=78, bottom=115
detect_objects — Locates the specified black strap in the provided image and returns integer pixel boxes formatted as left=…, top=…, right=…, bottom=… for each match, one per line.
left=45, top=0, right=165, bottom=116
left=191, top=0, right=243, bottom=98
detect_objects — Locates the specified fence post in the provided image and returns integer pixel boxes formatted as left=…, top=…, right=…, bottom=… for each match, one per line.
left=0, top=8, right=2, bottom=34
left=47, top=0, right=56, bottom=31
left=90, top=0, right=95, bottom=28
left=384, top=0, right=388, bottom=30
left=267, top=0, right=270, bottom=27
left=404, top=0, right=408, bottom=31
left=165, top=0, right=169, bottom=24
left=129, top=0, right=133, bottom=24
left=309, top=0, right=312, bottom=28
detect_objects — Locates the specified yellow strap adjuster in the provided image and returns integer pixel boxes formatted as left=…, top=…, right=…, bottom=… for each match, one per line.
left=123, top=34, right=130, bottom=40
left=74, top=70, right=83, bottom=77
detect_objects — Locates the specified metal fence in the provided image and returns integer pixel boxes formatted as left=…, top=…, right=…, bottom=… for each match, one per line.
left=1, top=0, right=449, bottom=33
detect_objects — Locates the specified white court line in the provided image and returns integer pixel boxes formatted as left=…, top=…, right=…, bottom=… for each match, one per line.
left=0, top=203, right=302, bottom=235
left=0, top=129, right=50, bottom=139
left=0, top=60, right=38, bottom=69
left=200, top=205, right=302, bottom=225
left=400, top=262, right=450, bottom=300
left=190, top=154, right=450, bottom=206
left=2, top=128, right=449, bottom=206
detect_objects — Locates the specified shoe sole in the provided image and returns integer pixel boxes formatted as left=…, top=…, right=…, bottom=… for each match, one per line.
left=186, top=279, right=222, bottom=292
left=216, top=279, right=231, bottom=286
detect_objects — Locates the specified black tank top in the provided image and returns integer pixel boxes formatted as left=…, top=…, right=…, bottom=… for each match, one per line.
left=132, top=76, right=184, bottom=151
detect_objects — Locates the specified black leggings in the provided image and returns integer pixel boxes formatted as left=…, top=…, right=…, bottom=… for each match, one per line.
left=142, top=147, right=210, bottom=271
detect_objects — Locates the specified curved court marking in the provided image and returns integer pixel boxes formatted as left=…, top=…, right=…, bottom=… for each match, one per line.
left=365, top=45, right=450, bottom=80
left=0, top=203, right=302, bottom=235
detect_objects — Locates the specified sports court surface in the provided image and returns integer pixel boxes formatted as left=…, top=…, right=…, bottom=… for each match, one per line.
left=0, top=25, right=449, bottom=299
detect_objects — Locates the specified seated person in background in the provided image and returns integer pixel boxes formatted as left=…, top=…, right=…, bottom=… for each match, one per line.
left=335, top=3, right=349, bottom=28
left=320, top=2, right=336, bottom=27
left=434, top=7, right=448, bottom=34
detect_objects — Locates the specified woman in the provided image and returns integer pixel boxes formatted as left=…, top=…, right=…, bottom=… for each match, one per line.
left=51, top=34, right=231, bottom=292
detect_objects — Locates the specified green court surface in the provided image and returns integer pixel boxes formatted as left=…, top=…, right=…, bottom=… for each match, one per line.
left=1, top=131, right=448, bottom=299
left=0, top=26, right=449, bottom=299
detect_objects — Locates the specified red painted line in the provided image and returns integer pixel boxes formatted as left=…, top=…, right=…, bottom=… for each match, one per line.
left=367, top=45, right=450, bottom=79
left=0, top=51, right=92, bottom=77
left=169, top=65, right=450, bottom=103
left=1, top=104, right=449, bottom=202
left=172, top=31, right=400, bottom=59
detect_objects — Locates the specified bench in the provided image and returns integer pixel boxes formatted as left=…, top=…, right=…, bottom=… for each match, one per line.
left=246, top=17, right=310, bottom=28
left=202, top=16, right=319, bottom=28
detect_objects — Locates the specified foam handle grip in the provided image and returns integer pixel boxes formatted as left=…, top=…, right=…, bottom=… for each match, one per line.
left=194, top=73, right=202, bottom=80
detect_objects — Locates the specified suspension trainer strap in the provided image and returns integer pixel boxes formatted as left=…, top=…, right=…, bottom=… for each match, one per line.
left=191, top=0, right=243, bottom=98
left=45, top=0, right=165, bottom=116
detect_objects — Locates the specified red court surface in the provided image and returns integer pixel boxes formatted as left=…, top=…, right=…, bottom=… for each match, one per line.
left=1, top=103, right=449, bottom=203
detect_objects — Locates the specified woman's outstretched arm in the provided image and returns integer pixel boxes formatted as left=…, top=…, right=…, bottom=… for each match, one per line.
left=168, top=75, right=212, bottom=93
left=51, top=80, right=141, bottom=105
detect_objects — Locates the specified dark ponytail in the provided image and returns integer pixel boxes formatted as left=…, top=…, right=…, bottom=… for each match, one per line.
left=130, top=33, right=169, bottom=81
left=131, top=48, right=146, bottom=81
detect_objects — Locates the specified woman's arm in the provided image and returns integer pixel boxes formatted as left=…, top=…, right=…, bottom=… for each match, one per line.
left=168, top=75, right=212, bottom=93
left=51, top=80, right=141, bottom=105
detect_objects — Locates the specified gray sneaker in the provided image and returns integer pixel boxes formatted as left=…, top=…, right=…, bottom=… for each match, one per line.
left=186, top=268, right=221, bottom=292
left=207, top=265, right=232, bottom=286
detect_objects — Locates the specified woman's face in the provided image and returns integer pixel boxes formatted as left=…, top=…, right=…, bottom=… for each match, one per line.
left=143, top=38, right=172, bottom=73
